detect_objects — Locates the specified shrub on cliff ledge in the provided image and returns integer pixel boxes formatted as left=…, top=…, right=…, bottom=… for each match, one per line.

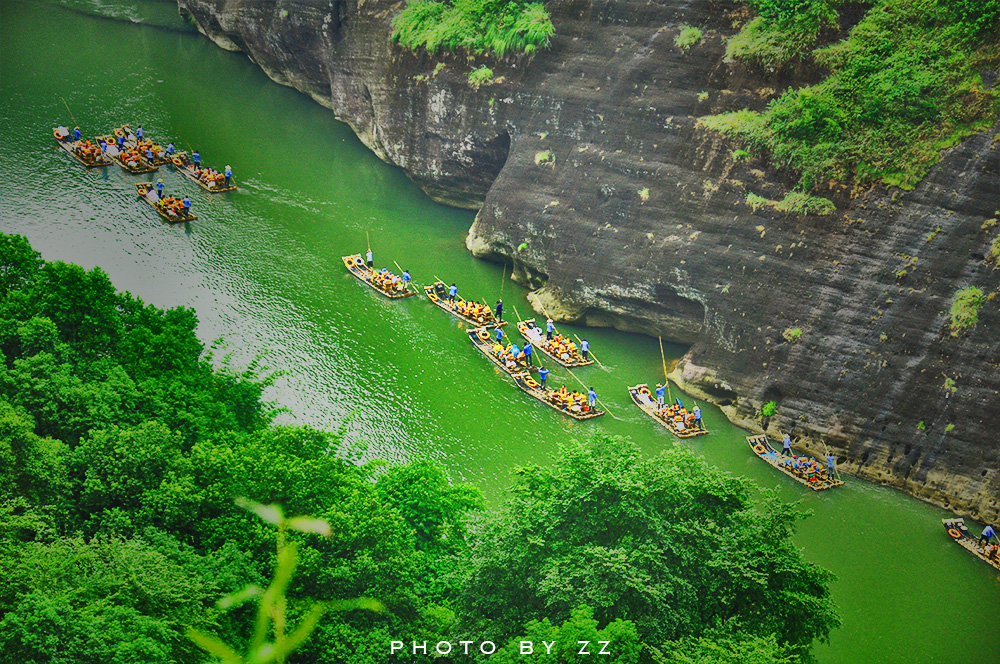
left=393, top=0, right=554, bottom=57
left=706, top=0, right=1000, bottom=192
left=674, top=25, right=703, bottom=50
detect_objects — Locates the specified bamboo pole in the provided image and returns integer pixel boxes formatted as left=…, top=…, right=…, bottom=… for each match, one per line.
left=60, top=97, right=78, bottom=129
left=500, top=263, right=506, bottom=298
left=659, top=336, right=672, bottom=404
left=366, top=231, right=371, bottom=253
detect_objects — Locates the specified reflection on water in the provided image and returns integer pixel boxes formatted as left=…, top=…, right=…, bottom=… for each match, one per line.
left=1, top=3, right=998, bottom=663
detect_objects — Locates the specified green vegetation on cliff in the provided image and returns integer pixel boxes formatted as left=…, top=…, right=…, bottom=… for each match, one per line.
left=392, top=0, right=554, bottom=57
left=0, top=234, right=836, bottom=663
left=703, top=0, right=1000, bottom=192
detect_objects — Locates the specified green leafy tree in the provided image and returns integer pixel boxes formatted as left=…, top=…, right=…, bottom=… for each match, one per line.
left=492, top=604, right=641, bottom=664
left=461, top=436, right=839, bottom=651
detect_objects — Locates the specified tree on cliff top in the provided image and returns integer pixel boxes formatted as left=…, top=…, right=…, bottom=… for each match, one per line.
left=392, top=0, right=554, bottom=57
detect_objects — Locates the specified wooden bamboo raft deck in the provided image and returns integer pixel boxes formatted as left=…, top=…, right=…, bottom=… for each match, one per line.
left=517, top=318, right=593, bottom=368
left=747, top=434, right=844, bottom=491
left=627, top=384, right=709, bottom=438
left=512, top=372, right=604, bottom=420
left=135, top=183, right=196, bottom=223
left=53, top=132, right=111, bottom=168
left=424, top=281, right=504, bottom=328
left=467, top=327, right=538, bottom=376
left=170, top=153, right=237, bottom=192
left=943, top=518, right=1000, bottom=570
left=341, top=254, right=416, bottom=299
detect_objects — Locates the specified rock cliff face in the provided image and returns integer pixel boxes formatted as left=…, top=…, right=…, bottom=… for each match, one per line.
left=177, top=0, right=1000, bottom=521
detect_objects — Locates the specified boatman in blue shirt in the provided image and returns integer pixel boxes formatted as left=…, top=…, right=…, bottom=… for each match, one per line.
left=782, top=434, right=792, bottom=456
left=365, top=249, right=373, bottom=268
left=581, top=339, right=590, bottom=360
left=73, top=126, right=81, bottom=141
left=825, top=454, right=836, bottom=476
left=166, top=142, right=175, bottom=155
left=588, top=387, right=597, bottom=409
left=539, top=366, right=549, bottom=387
left=448, top=283, right=458, bottom=302
left=693, top=404, right=702, bottom=428
left=136, top=125, right=144, bottom=140
left=654, top=383, right=665, bottom=406
left=117, top=133, right=125, bottom=150
left=524, top=341, right=533, bottom=365
left=495, top=299, right=503, bottom=322
left=546, top=318, right=555, bottom=340
left=192, top=150, right=201, bottom=170
left=402, top=270, right=411, bottom=286
left=496, top=327, right=504, bottom=343
left=224, top=164, right=233, bottom=188
left=155, top=179, right=164, bottom=197
left=182, top=196, right=192, bottom=216
left=980, top=524, right=997, bottom=547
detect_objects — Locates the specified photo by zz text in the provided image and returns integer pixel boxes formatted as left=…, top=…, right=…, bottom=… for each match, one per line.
left=390, top=640, right=613, bottom=656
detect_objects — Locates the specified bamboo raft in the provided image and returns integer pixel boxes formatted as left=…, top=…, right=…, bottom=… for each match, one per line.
left=628, top=384, right=709, bottom=438
left=746, top=434, right=844, bottom=491
left=424, top=281, right=504, bottom=328
left=467, top=327, right=538, bottom=376
left=170, top=153, right=237, bottom=192
left=341, top=254, right=416, bottom=299
left=52, top=129, right=111, bottom=168
left=943, top=518, right=1000, bottom=570
left=517, top=318, right=593, bottom=368
left=135, top=183, right=196, bottom=223
left=511, top=372, right=604, bottom=420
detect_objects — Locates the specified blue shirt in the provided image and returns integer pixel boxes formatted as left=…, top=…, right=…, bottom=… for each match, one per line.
left=137, top=127, right=143, bottom=138
left=655, top=385, right=665, bottom=398
left=547, top=320, right=555, bottom=332
left=73, top=128, right=81, bottom=140
left=225, top=166, right=232, bottom=177
left=366, top=250, right=373, bottom=262
left=182, top=197, right=191, bottom=208
left=449, top=285, right=458, bottom=297
left=826, top=455, right=835, bottom=467
left=156, top=182, right=164, bottom=192
left=984, top=525, right=996, bottom=538
left=167, top=143, right=175, bottom=154
left=588, top=389, right=597, bottom=402
left=693, top=406, right=701, bottom=418
left=193, top=151, right=200, bottom=163
left=524, top=343, right=532, bottom=356
left=496, top=329, right=504, bottom=341
left=782, top=435, right=791, bottom=448
left=539, top=368, right=548, bottom=381
left=117, top=135, right=124, bottom=147
left=581, top=340, right=589, bottom=351
left=402, top=271, right=410, bottom=282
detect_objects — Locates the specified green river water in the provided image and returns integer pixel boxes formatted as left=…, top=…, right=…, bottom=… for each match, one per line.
left=1, top=2, right=997, bottom=662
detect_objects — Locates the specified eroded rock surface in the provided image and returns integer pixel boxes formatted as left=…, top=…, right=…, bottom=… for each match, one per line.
left=177, top=0, right=999, bottom=521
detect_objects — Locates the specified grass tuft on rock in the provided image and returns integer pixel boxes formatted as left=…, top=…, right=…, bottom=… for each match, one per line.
left=468, top=64, right=494, bottom=87
left=949, top=286, right=985, bottom=337
left=775, top=191, right=835, bottom=216
left=674, top=25, right=703, bottom=50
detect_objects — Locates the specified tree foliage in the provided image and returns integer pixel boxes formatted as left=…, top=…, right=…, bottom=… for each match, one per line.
left=460, top=436, right=839, bottom=652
